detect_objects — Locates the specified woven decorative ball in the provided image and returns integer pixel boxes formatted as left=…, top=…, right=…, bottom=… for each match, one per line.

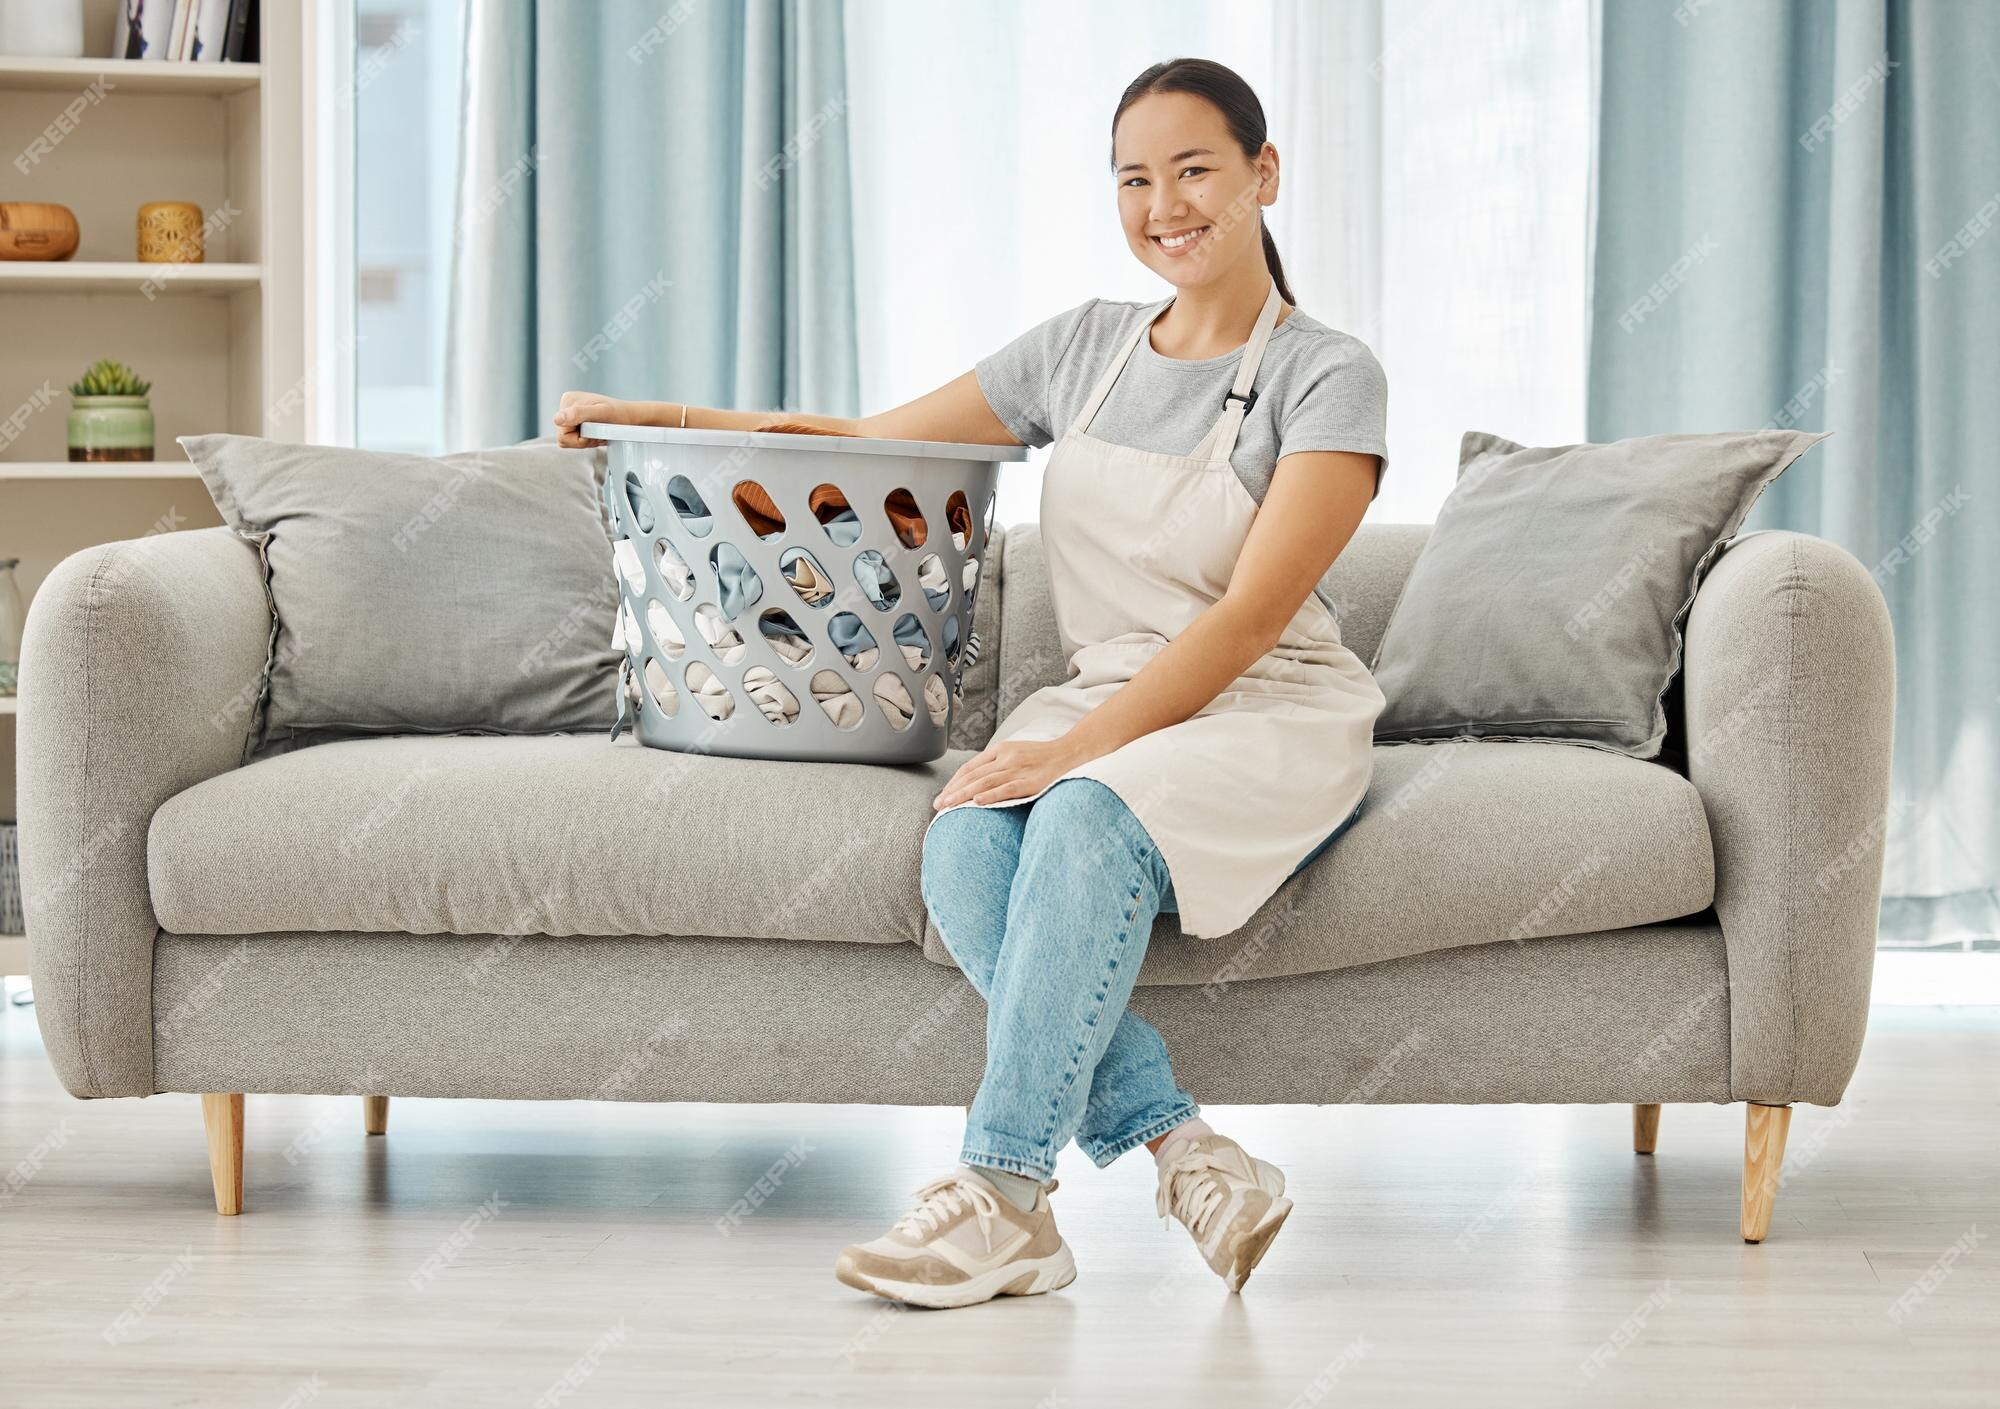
left=136, top=201, right=205, bottom=264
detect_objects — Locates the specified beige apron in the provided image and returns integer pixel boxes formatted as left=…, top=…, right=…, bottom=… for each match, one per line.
left=927, top=281, right=1385, bottom=939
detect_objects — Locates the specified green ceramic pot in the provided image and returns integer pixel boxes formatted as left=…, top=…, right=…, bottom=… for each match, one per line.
left=67, top=395, right=154, bottom=462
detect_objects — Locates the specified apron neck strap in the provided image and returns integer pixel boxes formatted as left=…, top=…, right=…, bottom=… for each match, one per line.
left=1069, top=282, right=1289, bottom=464
left=1070, top=297, right=1171, bottom=438
left=1192, top=280, right=1286, bottom=464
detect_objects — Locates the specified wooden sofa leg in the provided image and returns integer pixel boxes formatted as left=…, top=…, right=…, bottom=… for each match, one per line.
left=363, top=1095, right=390, bottom=1136
left=1632, top=1104, right=1661, bottom=1154
left=201, top=1094, right=244, bottom=1216
left=1741, top=1102, right=1792, bottom=1243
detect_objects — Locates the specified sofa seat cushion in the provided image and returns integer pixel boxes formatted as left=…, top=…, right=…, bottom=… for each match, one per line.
left=149, top=735, right=957, bottom=945
left=923, top=740, right=1715, bottom=985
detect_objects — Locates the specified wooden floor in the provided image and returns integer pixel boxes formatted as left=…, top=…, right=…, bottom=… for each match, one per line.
left=1, top=1003, right=1994, bottom=1408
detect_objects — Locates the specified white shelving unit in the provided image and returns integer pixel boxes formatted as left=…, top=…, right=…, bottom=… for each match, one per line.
left=1, top=2, right=309, bottom=977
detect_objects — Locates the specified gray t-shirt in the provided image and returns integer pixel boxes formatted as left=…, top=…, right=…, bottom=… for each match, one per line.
left=974, top=296, right=1390, bottom=505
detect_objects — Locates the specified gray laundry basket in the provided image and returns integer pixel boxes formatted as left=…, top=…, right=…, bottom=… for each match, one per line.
left=590, top=423, right=1028, bottom=764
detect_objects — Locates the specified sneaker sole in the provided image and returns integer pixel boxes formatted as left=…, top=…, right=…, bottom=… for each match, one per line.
left=836, top=1243, right=1077, bottom=1310
left=1225, top=1196, right=1293, bottom=1292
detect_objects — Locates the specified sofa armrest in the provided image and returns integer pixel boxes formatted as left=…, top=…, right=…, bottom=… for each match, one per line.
left=1682, top=530, right=1896, bottom=1106
left=17, top=526, right=272, bottom=1098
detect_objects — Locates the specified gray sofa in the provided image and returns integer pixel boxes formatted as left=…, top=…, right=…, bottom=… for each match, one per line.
left=15, top=519, right=1895, bottom=1239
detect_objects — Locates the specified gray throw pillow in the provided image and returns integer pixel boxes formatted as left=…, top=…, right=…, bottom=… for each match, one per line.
left=179, top=433, right=618, bottom=760
left=1368, top=428, right=1831, bottom=759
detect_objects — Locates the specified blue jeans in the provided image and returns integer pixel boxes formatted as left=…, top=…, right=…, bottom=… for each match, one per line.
left=919, top=777, right=1364, bottom=1182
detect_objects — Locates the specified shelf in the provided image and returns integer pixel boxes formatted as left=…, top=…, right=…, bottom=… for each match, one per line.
left=0, top=262, right=260, bottom=295
left=0, top=933, right=28, bottom=975
left=0, top=697, right=15, bottom=713
left=0, top=57, right=261, bottom=95
left=0, top=461, right=199, bottom=480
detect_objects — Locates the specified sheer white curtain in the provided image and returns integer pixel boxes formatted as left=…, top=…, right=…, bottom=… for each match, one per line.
left=843, top=0, right=1589, bottom=527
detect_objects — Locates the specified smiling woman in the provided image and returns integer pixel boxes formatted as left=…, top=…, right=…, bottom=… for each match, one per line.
left=547, top=53, right=1392, bottom=1314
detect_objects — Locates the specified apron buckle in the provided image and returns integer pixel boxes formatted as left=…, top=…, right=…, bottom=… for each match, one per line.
left=1224, top=386, right=1259, bottom=414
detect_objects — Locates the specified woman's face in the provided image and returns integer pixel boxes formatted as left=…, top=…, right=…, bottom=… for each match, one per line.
left=1113, top=91, right=1276, bottom=291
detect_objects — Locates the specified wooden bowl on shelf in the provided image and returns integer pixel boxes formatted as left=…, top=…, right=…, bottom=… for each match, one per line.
left=0, top=203, right=81, bottom=262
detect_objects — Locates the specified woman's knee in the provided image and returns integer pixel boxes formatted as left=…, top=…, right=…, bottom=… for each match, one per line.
left=1022, top=778, right=1166, bottom=892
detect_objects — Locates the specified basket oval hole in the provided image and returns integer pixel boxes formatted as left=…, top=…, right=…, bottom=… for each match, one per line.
left=924, top=673, right=949, bottom=727
left=962, top=555, right=981, bottom=598
left=666, top=475, right=714, bottom=536
left=853, top=550, right=900, bottom=611
left=891, top=613, right=930, bottom=671
left=732, top=480, right=785, bottom=540
left=623, top=472, right=656, bottom=534
left=654, top=538, right=694, bottom=601
left=642, top=657, right=680, bottom=718
left=744, top=666, right=799, bottom=726
left=694, top=602, right=747, bottom=664
left=781, top=547, right=836, bottom=608
left=645, top=598, right=686, bottom=660
left=613, top=540, right=647, bottom=596
left=684, top=661, right=734, bottom=720
left=886, top=488, right=926, bottom=549
left=873, top=673, right=916, bottom=731
left=811, top=484, right=861, bottom=547
left=946, top=490, right=974, bottom=551
left=943, top=613, right=963, bottom=664
left=810, top=668, right=864, bottom=730
left=758, top=608, right=813, bottom=665
left=708, top=542, right=764, bottom=618
left=830, top=612, right=878, bottom=669
left=915, top=552, right=950, bottom=611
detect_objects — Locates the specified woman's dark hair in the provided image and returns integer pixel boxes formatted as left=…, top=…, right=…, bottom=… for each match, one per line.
left=1111, top=58, right=1295, bottom=306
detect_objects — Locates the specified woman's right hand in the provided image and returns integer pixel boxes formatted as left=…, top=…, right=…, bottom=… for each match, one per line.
left=553, top=390, right=640, bottom=448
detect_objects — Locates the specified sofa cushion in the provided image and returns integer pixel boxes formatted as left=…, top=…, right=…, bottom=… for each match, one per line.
left=923, top=739, right=1715, bottom=985
left=149, top=734, right=955, bottom=946
left=1368, top=429, right=1830, bottom=758
left=177, top=433, right=619, bottom=762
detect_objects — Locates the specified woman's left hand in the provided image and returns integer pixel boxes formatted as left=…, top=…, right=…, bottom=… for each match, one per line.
left=933, top=736, right=1096, bottom=810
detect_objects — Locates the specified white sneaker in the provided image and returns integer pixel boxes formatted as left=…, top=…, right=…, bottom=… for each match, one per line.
left=835, top=1168, right=1077, bottom=1309
left=1156, top=1133, right=1293, bottom=1291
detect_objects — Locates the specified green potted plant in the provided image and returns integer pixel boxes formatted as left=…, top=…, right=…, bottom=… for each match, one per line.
left=66, top=359, right=154, bottom=462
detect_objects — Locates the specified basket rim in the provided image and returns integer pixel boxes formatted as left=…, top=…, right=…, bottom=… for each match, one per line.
left=583, top=422, right=1031, bottom=463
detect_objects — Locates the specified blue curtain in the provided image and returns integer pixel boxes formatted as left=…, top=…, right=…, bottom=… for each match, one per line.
left=445, top=0, right=859, bottom=448
left=1589, top=0, right=2000, bottom=949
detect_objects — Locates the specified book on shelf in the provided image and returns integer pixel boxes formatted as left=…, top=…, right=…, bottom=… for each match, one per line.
left=118, top=0, right=258, bottom=63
